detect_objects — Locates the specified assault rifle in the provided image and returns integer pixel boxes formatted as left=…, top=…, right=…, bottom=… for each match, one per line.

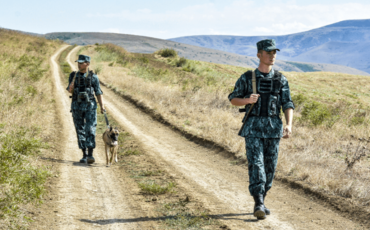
left=238, top=71, right=256, bottom=136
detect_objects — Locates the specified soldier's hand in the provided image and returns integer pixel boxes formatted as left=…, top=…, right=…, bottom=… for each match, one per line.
left=283, top=125, right=292, bottom=139
left=101, top=107, right=105, bottom=114
left=247, top=94, right=260, bottom=104
left=68, top=82, right=74, bottom=93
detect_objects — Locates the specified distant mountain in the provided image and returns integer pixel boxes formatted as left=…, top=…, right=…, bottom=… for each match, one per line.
left=44, top=32, right=368, bottom=75
left=169, top=19, right=370, bottom=74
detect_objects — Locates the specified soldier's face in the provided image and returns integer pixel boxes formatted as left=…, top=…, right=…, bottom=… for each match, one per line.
left=78, top=62, right=90, bottom=71
left=258, top=50, right=276, bottom=66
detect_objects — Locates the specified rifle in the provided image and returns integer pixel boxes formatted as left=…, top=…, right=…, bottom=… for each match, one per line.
left=238, top=71, right=257, bottom=136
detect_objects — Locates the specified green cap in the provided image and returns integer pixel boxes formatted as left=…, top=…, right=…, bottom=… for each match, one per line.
left=75, top=54, right=91, bottom=63
left=257, top=39, right=280, bottom=52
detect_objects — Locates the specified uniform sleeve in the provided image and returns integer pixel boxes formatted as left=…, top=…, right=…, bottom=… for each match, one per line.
left=66, top=72, right=74, bottom=91
left=280, top=75, right=295, bottom=112
left=228, top=74, right=248, bottom=101
left=92, top=74, right=103, bottom=96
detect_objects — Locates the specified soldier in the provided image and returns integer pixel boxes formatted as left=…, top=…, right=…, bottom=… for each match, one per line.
left=67, top=54, right=105, bottom=164
left=228, top=39, right=294, bottom=220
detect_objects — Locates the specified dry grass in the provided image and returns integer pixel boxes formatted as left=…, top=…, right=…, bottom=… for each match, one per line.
left=77, top=44, right=370, bottom=211
left=0, top=29, right=62, bottom=229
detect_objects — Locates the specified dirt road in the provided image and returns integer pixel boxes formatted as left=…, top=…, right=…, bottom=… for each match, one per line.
left=31, top=46, right=155, bottom=229
left=64, top=46, right=365, bottom=229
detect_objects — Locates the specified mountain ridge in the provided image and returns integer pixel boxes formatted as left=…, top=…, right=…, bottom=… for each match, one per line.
left=169, top=19, right=370, bottom=74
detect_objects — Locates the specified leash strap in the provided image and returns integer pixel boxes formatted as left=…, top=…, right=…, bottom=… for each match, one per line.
left=103, top=110, right=110, bottom=128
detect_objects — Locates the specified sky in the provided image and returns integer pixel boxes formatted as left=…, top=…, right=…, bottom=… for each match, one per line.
left=1, top=0, right=370, bottom=39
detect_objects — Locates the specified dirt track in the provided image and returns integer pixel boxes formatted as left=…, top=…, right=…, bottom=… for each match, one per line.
left=32, top=46, right=366, bottom=229
left=31, top=46, right=154, bottom=229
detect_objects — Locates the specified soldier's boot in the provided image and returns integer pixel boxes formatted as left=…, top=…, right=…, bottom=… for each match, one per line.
left=87, top=148, right=95, bottom=164
left=263, top=193, right=270, bottom=215
left=263, top=193, right=271, bottom=215
left=79, top=148, right=87, bottom=163
left=253, top=194, right=266, bottom=220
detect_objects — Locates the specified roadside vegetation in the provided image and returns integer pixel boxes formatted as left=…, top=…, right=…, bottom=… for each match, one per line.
left=76, top=44, right=370, bottom=213
left=0, top=29, right=61, bottom=229
left=58, top=45, right=76, bottom=83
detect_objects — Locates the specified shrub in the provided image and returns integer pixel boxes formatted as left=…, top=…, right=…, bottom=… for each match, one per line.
left=159, top=48, right=177, bottom=58
left=300, top=101, right=332, bottom=126
left=138, top=56, right=149, bottom=64
left=94, top=65, right=102, bottom=74
left=176, top=57, right=187, bottom=67
left=292, top=93, right=308, bottom=107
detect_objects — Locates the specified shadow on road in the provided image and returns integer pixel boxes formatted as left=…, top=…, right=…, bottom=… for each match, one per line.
left=80, top=213, right=257, bottom=226
left=40, top=157, right=107, bottom=168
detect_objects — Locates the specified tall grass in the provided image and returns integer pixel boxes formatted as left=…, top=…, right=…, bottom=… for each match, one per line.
left=0, top=29, right=61, bottom=229
left=77, top=44, right=370, bottom=211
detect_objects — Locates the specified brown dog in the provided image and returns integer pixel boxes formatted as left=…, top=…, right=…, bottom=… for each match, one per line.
left=102, top=127, right=119, bottom=167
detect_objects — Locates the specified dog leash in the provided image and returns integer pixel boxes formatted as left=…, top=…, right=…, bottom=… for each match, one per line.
left=103, top=109, right=110, bottom=129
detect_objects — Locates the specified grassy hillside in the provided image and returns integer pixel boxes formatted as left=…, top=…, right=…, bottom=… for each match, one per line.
left=76, top=44, right=370, bottom=212
left=0, top=29, right=61, bottom=229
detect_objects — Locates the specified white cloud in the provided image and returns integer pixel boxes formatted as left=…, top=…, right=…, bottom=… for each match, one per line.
left=89, top=1, right=370, bottom=38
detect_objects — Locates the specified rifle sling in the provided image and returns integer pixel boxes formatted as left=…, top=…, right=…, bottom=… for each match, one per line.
left=245, top=71, right=257, bottom=117
left=238, top=71, right=256, bottom=135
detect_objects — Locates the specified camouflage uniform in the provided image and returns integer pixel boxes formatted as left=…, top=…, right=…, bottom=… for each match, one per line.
left=228, top=68, right=294, bottom=196
left=67, top=71, right=103, bottom=150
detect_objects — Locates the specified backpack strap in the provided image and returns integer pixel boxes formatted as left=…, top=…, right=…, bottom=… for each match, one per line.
left=272, top=70, right=282, bottom=96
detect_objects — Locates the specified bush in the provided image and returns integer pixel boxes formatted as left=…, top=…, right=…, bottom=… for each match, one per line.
left=94, top=65, right=102, bottom=74
left=176, top=57, right=187, bottom=67
left=138, top=56, right=149, bottom=64
left=300, top=101, right=332, bottom=126
left=292, top=93, right=307, bottom=107
left=159, top=48, right=177, bottom=58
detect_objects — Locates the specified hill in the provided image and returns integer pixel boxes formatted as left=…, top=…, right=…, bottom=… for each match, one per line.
left=44, top=32, right=368, bottom=75
left=170, top=19, right=370, bottom=74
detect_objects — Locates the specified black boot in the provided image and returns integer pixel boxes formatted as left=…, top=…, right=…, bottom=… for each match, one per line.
left=79, top=149, right=87, bottom=163
left=253, top=194, right=266, bottom=220
left=87, top=148, right=95, bottom=164
left=263, top=193, right=270, bottom=215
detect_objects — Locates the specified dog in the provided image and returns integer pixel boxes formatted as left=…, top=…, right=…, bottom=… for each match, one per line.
left=102, top=127, right=119, bottom=167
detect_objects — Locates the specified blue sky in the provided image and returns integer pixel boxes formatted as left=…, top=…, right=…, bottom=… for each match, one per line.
left=1, top=0, right=370, bottom=39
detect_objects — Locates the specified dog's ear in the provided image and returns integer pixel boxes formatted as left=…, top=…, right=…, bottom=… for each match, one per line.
left=110, top=126, right=113, bottom=132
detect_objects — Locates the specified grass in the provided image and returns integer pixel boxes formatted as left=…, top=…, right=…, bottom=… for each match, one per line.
left=159, top=200, right=220, bottom=230
left=0, top=28, right=61, bottom=229
left=74, top=44, right=370, bottom=212
left=58, top=45, right=76, bottom=83
left=138, top=181, right=176, bottom=194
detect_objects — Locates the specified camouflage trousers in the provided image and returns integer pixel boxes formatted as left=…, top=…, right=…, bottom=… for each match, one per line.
left=245, top=137, right=280, bottom=196
left=72, top=109, right=97, bottom=149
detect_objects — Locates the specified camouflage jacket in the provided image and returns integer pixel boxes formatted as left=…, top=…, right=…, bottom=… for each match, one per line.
left=228, top=68, right=294, bottom=138
left=66, top=71, right=103, bottom=111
